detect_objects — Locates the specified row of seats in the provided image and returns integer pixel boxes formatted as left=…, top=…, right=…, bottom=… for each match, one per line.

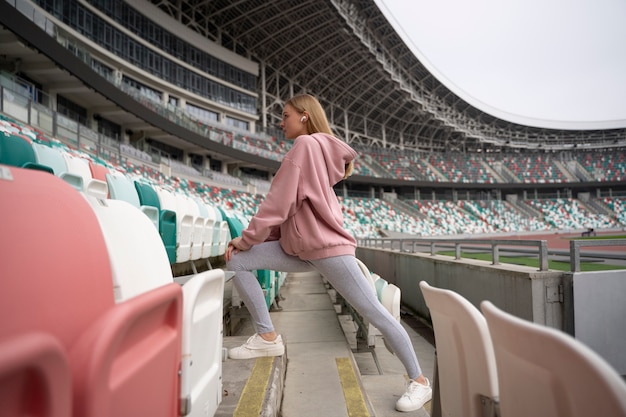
left=1, top=131, right=287, bottom=314
left=419, top=281, right=626, bottom=417
left=0, top=167, right=226, bottom=417
left=4, top=115, right=626, bottom=244
left=0, top=131, right=232, bottom=266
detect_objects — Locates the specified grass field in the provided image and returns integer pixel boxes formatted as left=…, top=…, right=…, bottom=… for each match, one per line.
left=437, top=251, right=626, bottom=272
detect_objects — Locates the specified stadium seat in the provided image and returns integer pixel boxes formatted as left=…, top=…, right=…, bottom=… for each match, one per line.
left=0, top=166, right=183, bottom=417
left=84, top=191, right=225, bottom=417
left=32, top=142, right=67, bottom=176
left=420, top=282, right=499, bottom=417
left=0, top=333, right=71, bottom=417
left=181, top=194, right=206, bottom=261
left=157, top=187, right=194, bottom=263
left=374, top=275, right=388, bottom=301
left=106, top=171, right=159, bottom=230
left=88, top=159, right=110, bottom=183
left=70, top=284, right=182, bottom=417
left=180, top=269, right=226, bottom=417
left=213, top=207, right=230, bottom=256
left=134, top=180, right=177, bottom=264
left=0, top=133, right=53, bottom=173
left=196, top=199, right=216, bottom=259
left=0, top=167, right=111, bottom=417
left=62, top=152, right=93, bottom=188
left=84, top=195, right=174, bottom=301
left=481, top=301, right=626, bottom=417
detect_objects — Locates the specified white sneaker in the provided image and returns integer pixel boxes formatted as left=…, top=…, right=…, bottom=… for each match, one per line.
left=229, top=334, right=285, bottom=359
left=395, top=378, right=432, bottom=412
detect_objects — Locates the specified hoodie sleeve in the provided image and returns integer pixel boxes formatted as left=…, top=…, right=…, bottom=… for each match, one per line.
left=238, top=157, right=301, bottom=250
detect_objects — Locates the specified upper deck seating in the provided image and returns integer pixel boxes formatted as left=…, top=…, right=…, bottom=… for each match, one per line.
left=0, top=167, right=183, bottom=417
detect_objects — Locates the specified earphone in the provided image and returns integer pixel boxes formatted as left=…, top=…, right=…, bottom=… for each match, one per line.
left=300, top=116, right=307, bottom=123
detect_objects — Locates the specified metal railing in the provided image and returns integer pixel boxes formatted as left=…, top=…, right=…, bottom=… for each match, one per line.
left=358, top=238, right=550, bottom=271
left=569, top=239, right=626, bottom=272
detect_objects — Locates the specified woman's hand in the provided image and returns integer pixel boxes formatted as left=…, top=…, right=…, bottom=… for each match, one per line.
left=225, top=237, right=246, bottom=262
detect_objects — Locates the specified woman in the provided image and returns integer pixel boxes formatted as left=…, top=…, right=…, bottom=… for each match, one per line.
left=225, top=94, right=431, bottom=412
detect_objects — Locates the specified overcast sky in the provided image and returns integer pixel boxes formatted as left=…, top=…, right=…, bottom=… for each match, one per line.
left=375, top=0, right=626, bottom=130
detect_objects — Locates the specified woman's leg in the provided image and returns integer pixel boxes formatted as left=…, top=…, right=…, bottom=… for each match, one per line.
left=226, top=241, right=314, bottom=334
left=310, top=255, right=422, bottom=380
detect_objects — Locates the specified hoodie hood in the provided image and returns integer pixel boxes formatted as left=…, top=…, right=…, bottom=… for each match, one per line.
left=306, top=133, right=358, bottom=185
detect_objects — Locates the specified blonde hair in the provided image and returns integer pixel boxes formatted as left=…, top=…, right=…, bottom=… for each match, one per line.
left=286, top=94, right=333, bottom=136
left=286, top=94, right=354, bottom=179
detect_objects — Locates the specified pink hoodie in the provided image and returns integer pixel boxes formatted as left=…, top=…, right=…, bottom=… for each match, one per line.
left=239, top=133, right=358, bottom=260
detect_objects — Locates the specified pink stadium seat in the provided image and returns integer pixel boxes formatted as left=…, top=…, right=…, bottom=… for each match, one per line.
left=70, top=285, right=182, bottom=417
left=0, top=167, right=112, bottom=416
left=89, top=160, right=110, bottom=183
left=0, top=167, right=183, bottom=417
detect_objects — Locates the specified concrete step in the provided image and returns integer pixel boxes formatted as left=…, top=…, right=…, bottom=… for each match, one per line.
left=216, top=271, right=436, bottom=417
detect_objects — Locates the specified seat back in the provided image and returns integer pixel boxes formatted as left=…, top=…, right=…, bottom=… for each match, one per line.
left=62, top=153, right=93, bottom=190
left=381, top=283, right=401, bottom=322
left=75, top=194, right=183, bottom=417
left=374, top=275, right=388, bottom=301
left=0, top=134, right=52, bottom=173
left=181, top=195, right=205, bottom=261
left=158, top=188, right=194, bottom=263
left=106, top=171, right=141, bottom=207
left=32, top=142, right=67, bottom=176
left=180, top=269, right=226, bottom=417
left=106, top=172, right=159, bottom=229
left=84, top=195, right=174, bottom=302
left=420, top=282, right=498, bottom=417
left=0, top=167, right=113, bottom=417
left=213, top=207, right=230, bottom=256
left=88, top=160, right=110, bottom=183
left=0, top=134, right=35, bottom=167
left=481, top=300, right=626, bottom=417
left=198, top=200, right=216, bottom=259
left=135, top=181, right=177, bottom=264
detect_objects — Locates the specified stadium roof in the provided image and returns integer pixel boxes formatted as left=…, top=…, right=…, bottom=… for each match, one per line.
left=150, top=0, right=626, bottom=152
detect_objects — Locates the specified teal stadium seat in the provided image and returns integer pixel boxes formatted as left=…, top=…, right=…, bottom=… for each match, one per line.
left=156, top=187, right=195, bottom=264
left=106, top=171, right=159, bottom=231
left=212, top=206, right=230, bottom=257
left=0, top=133, right=53, bottom=173
left=219, top=207, right=279, bottom=309
left=135, top=180, right=177, bottom=265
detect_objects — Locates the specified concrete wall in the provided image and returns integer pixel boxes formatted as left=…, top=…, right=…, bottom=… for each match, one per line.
left=356, top=247, right=572, bottom=333
left=573, top=270, right=626, bottom=374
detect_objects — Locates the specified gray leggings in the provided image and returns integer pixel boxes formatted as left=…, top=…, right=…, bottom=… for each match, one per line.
left=226, top=240, right=422, bottom=379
